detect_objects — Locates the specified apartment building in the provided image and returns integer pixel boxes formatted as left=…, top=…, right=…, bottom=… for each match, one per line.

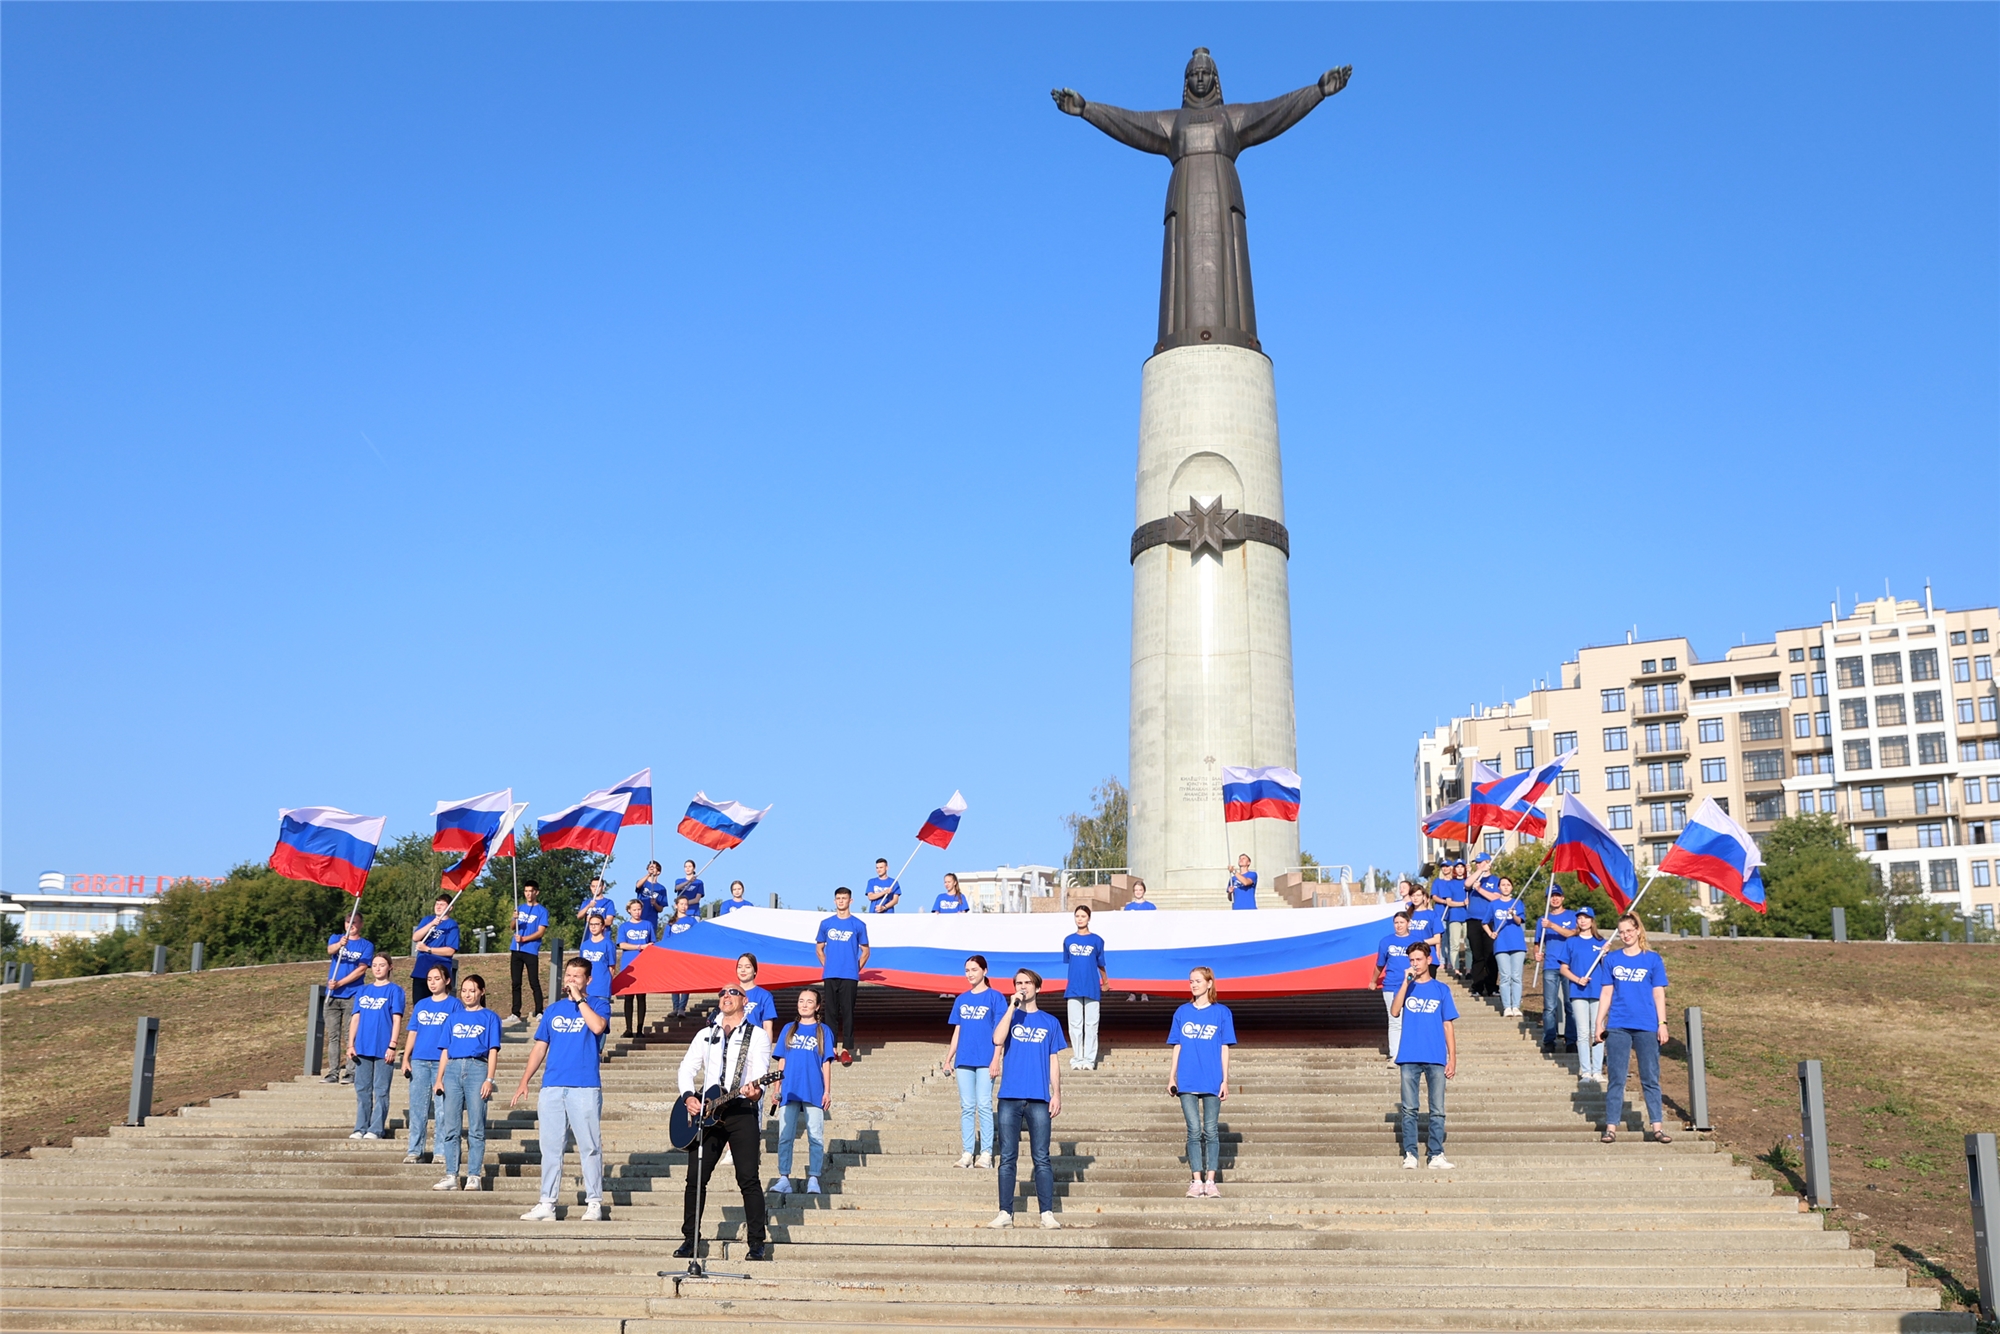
left=1413, top=590, right=2000, bottom=926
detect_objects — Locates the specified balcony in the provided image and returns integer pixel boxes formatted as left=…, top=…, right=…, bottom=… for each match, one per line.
left=1637, top=775, right=1691, bottom=798
left=1638, top=736, right=1691, bottom=758
left=1631, top=700, right=1688, bottom=721
left=1853, top=797, right=1960, bottom=822
left=1743, top=795, right=1787, bottom=825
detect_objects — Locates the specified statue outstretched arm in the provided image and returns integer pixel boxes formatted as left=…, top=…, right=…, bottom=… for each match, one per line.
left=1050, top=88, right=1173, bottom=156
left=1231, top=66, right=1351, bottom=149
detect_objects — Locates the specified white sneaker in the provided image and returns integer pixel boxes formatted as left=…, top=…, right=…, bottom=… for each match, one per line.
left=463, top=1176, right=485, bottom=1191
left=520, top=1200, right=558, bottom=1221
left=1139, top=994, right=1151, bottom=1002
left=954, top=1152, right=974, bottom=1169
left=986, top=1211, right=1014, bottom=1229
left=579, top=1201, right=605, bottom=1221
left=503, top=1015, right=523, bottom=1028
left=401, top=1152, right=422, bottom=1164
left=974, top=1153, right=991, bottom=1169
left=1427, top=1155, right=1455, bottom=1171
left=361, top=1132, right=381, bottom=1140
left=771, top=1177, right=793, bottom=1194
left=348, top=1132, right=365, bottom=1140
left=432, top=1176, right=460, bottom=1191
left=1040, top=1210, right=1061, bottom=1229
left=1402, top=1153, right=1420, bottom=1169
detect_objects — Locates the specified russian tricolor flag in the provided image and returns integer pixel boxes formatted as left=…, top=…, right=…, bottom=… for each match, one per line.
left=677, top=792, right=770, bottom=852
left=1471, top=756, right=1569, bottom=833
left=1421, top=798, right=1472, bottom=843
left=434, top=790, right=510, bottom=855
left=271, top=807, right=387, bottom=897
left=494, top=801, right=529, bottom=859
left=611, top=769, right=653, bottom=827
left=916, top=791, right=967, bottom=849
left=538, top=790, right=632, bottom=855
left=1658, top=797, right=1767, bottom=913
left=1550, top=796, right=1638, bottom=911
left=1222, top=766, right=1301, bottom=824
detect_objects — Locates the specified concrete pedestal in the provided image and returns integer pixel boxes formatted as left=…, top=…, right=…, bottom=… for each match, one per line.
left=1129, top=344, right=1299, bottom=899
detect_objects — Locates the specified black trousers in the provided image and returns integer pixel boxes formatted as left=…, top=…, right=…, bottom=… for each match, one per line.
left=681, top=1104, right=766, bottom=1245
left=623, top=993, right=648, bottom=1033
left=823, top=977, right=857, bottom=1051
left=509, top=950, right=544, bottom=1018
left=1469, top=926, right=1498, bottom=995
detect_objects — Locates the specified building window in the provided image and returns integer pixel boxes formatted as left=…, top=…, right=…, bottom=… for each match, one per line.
left=1879, top=735, right=1911, bottom=768
left=1668, top=760, right=1688, bottom=789
left=1985, top=696, right=2000, bottom=722
left=1693, top=680, right=1733, bottom=700
left=1553, top=731, right=1578, bottom=755
left=1601, top=688, right=1626, bottom=712
left=1988, top=741, right=2000, bottom=760
left=1701, top=757, right=1728, bottom=783
left=1671, top=799, right=1689, bottom=829
left=1913, top=691, right=1944, bottom=723
left=1952, top=630, right=1968, bottom=645
left=1964, top=741, right=1982, bottom=762
left=1484, top=832, right=1505, bottom=854
left=1864, top=828, right=1892, bottom=852
left=1794, top=712, right=1813, bottom=738
left=1663, top=656, right=1678, bottom=669
left=1745, top=750, right=1784, bottom=782
left=1980, top=656, right=1994, bottom=681
left=1876, top=694, right=1907, bottom=727
left=1790, top=673, right=1808, bottom=698
left=1979, top=629, right=1992, bottom=644
left=1605, top=766, right=1631, bottom=791
left=1916, top=823, right=1946, bottom=849
left=1886, top=861, right=1921, bottom=891
left=1811, top=646, right=1824, bottom=661
left=1515, top=745, right=1535, bottom=770
left=1603, top=727, right=1628, bottom=751
left=1797, top=791, right=1817, bottom=815
left=1640, top=660, right=1656, bottom=674
left=1816, top=710, right=1831, bottom=736
left=1959, top=698, right=1978, bottom=724
left=1872, top=653, right=1904, bottom=685
left=1812, top=671, right=1827, bottom=696
left=1698, top=718, right=1724, bottom=744
left=1859, top=784, right=1887, bottom=813
left=1665, top=722, right=1685, bottom=749
left=1990, top=778, right=2000, bottom=802
left=1556, top=770, right=1581, bottom=795
left=1821, top=786, right=1838, bottom=812
left=1839, top=697, right=1870, bottom=730
left=1664, top=683, right=1681, bottom=710
left=1974, top=861, right=1992, bottom=888
left=1985, top=905, right=1996, bottom=930
left=1914, top=780, right=1944, bottom=814
left=1741, top=677, right=1780, bottom=696
left=1643, top=685, right=1661, bottom=713
left=1967, top=777, right=1986, bottom=805
left=1954, top=657, right=1972, bottom=682
left=1741, top=710, right=1781, bottom=742
left=1607, top=805, right=1633, bottom=830
left=1746, top=791, right=1784, bottom=823
left=1649, top=801, right=1671, bottom=833
left=1789, top=648, right=1806, bottom=663
left=1918, top=732, right=1948, bottom=766
left=1929, top=860, right=1959, bottom=894
left=1836, top=657, right=1865, bottom=689
left=1844, top=739, right=1873, bottom=770
left=1910, top=648, right=1939, bottom=681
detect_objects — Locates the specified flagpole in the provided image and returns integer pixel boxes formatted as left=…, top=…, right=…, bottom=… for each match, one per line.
left=1576, top=866, right=1666, bottom=988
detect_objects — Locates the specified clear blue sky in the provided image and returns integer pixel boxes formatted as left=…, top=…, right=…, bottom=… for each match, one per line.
left=5, top=4, right=1995, bottom=896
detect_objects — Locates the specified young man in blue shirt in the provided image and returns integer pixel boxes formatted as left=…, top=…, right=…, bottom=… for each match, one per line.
left=815, top=888, right=869, bottom=1065
left=1390, top=941, right=1458, bottom=1170
left=322, top=915, right=374, bottom=1083
left=1534, top=884, right=1579, bottom=1052
left=512, top=958, right=608, bottom=1221
left=1226, top=854, right=1258, bottom=909
left=507, top=882, right=548, bottom=1028
left=578, top=877, right=618, bottom=926
left=865, top=859, right=901, bottom=913
left=409, top=897, right=459, bottom=1008
left=987, top=968, right=1067, bottom=1230
left=1373, top=910, right=1414, bottom=1063
left=1466, top=853, right=1502, bottom=997
left=1061, top=906, right=1109, bottom=1071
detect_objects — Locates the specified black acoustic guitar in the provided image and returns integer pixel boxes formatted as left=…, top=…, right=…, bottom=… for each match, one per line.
left=669, top=1071, right=782, bottom=1150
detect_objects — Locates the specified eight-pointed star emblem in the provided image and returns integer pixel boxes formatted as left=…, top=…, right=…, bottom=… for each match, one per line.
left=1172, top=496, right=1242, bottom=560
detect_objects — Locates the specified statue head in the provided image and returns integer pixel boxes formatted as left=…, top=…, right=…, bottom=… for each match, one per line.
left=1183, top=47, right=1222, bottom=108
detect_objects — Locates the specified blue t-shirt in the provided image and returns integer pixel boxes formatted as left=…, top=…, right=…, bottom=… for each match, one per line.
left=576, top=933, right=617, bottom=998
left=579, top=894, right=617, bottom=924
left=325, top=935, right=375, bottom=1000
left=1491, top=899, right=1527, bottom=953
left=1560, top=933, right=1609, bottom=986
left=635, top=882, right=671, bottom=929
left=444, top=1006, right=502, bottom=1060
left=1168, top=1002, right=1236, bottom=1096
left=865, top=876, right=901, bottom=913
left=1229, top=870, right=1258, bottom=910
left=1062, top=932, right=1109, bottom=1001
left=715, top=897, right=753, bottom=916
left=996, top=1009, right=1069, bottom=1101
left=1395, top=978, right=1459, bottom=1066
left=408, top=994, right=460, bottom=1061
left=1122, top=899, right=1158, bottom=911
left=816, top=916, right=868, bottom=980
left=1406, top=907, right=1442, bottom=943
left=948, top=989, right=1002, bottom=1068
left=533, top=999, right=602, bottom=1088
left=743, top=985, right=777, bottom=1031
left=1601, top=949, right=1669, bottom=1030
left=1436, top=879, right=1467, bottom=924
left=1536, top=909, right=1578, bottom=964
left=776, top=1020, right=832, bottom=1106
left=1376, top=932, right=1413, bottom=993
left=350, top=982, right=406, bottom=1059
left=616, top=920, right=655, bottom=966
left=413, top=916, right=460, bottom=980
left=512, top=904, right=549, bottom=955
left=932, top=893, right=968, bottom=913
left=672, top=877, right=704, bottom=909
left=664, top=914, right=696, bottom=943
left=1466, top=875, right=1500, bottom=924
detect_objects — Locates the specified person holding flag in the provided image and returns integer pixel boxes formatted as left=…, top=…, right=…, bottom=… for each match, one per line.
left=409, top=896, right=460, bottom=1008
left=865, top=858, right=902, bottom=913
left=321, top=915, right=374, bottom=1083
left=634, top=861, right=672, bottom=932
left=1225, top=854, right=1258, bottom=910
left=1434, top=860, right=1468, bottom=978
left=272, top=806, right=386, bottom=1078
left=673, top=860, right=705, bottom=917
left=1534, top=885, right=1579, bottom=1053
left=507, top=882, right=548, bottom=1028
left=578, top=877, right=617, bottom=925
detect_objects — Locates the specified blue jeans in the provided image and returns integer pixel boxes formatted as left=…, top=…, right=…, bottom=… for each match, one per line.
left=404, top=1058, right=441, bottom=1155
left=955, top=1066, right=994, bottom=1155
left=1179, top=1092, right=1220, bottom=1173
left=1398, top=1062, right=1447, bottom=1158
left=1603, top=1026, right=1663, bottom=1127
left=1496, top=952, right=1525, bottom=1010
left=995, top=1097, right=1053, bottom=1216
left=536, top=1084, right=602, bottom=1205
left=778, top=1101, right=824, bottom=1178
left=1571, top=998, right=1604, bottom=1079
left=439, top=1059, right=490, bottom=1179
left=1541, top=970, right=1571, bottom=1043
left=352, top=1055, right=393, bottom=1135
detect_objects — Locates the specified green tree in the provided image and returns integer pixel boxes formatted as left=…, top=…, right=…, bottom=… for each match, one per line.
left=1874, top=861, right=1959, bottom=942
left=1717, top=813, right=1880, bottom=938
left=1063, top=778, right=1128, bottom=872
left=145, top=862, right=353, bottom=968
left=468, top=831, right=609, bottom=952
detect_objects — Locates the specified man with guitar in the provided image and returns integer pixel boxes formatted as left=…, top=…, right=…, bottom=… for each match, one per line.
left=673, top=985, right=775, bottom=1262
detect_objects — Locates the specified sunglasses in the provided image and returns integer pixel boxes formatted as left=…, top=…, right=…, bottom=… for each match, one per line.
left=719, top=987, right=745, bottom=998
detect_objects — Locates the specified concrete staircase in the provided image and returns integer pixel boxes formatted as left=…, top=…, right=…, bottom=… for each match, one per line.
left=0, top=987, right=1970, bottom=1332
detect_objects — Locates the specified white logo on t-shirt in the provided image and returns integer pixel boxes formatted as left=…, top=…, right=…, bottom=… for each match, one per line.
left=1406, top=997, right=1442, bottom=1015
left=1611, top=964, right=1653, bottom=983
left=417, top=1009, right=448, bottom=1028
left=959, top=1004, right=991, bottom=1021
left=1011, top=1023, right=1049, bottom=1043
left=826, top=928, right=856, bottom=942
left=450, top=1020, right=485, bottom=1040
left=550, top=1015, right=586, bottom=1034
left=1179, top=1021, right=1220, bottom=1041
left=1068, top=942, right=1096, bottom=957
left=358, top=995, right=388, bottom=1012
left=786, top=1031, right=822, bottom=1052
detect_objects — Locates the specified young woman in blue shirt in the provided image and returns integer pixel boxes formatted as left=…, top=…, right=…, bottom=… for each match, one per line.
left=434, top=973, right=502, bottom=1191
left=770, top=987, right=835, bottom=1195
left=1557, top=907, right=1606, bottom=1086
left=616, top=901, right=655, bottom=1038
left=401, top=963, right=458, bottom=1164
left=1485, top=876, right=1529, bottom=1016
left=1168, top=967, right=1236, bottom=1198
left=1593, top=913, right=1672, bottom=1144
left=345, top=954, right=405, bottom=1140
left=944, top=955, right=999, bottom=1168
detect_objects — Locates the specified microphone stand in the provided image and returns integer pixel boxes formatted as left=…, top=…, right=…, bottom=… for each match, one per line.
left=667, top=1020, right=747, bottom=1283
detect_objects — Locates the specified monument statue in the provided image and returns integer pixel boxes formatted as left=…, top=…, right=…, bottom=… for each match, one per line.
left=1054, top=50, right=1351, bottom=356
left=1053, top=50, right=1350, bottom=902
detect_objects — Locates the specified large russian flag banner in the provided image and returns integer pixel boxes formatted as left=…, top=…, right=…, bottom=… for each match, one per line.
left=1658, top=797, right=1767, bottom=913
left=610, top=770, right=653, bottom=827
left=1550, top=795, right=1638, bottom=910
left=1221, top=766, right=1301, bottom=823
left=677, top=793, right=769, bottom=852
left=617, top=902, right=1399, bottom=999
left=271, top=808, right=387, bottom=897
left=538, top=790, right=632, bottom=855
left=916, top=791, right=967, bottom=849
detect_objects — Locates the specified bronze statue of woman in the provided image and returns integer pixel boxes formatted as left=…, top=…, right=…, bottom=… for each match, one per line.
left=1054, top=49, right=1351, bottom=356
